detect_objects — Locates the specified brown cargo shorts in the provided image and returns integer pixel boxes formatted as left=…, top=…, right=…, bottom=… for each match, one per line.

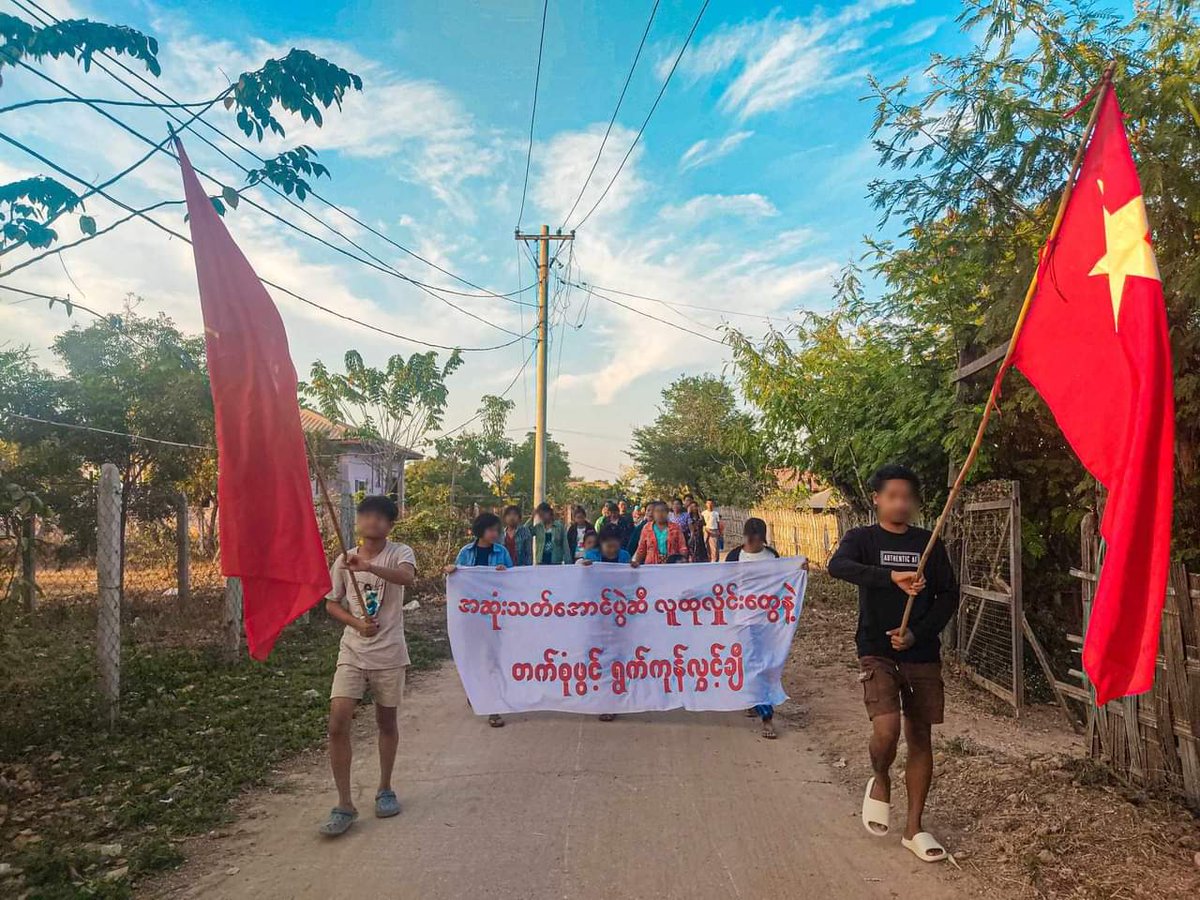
left=858, top=655, right=944, bottom=724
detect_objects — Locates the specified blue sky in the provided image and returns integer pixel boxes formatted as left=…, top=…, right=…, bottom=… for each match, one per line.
left=1, top=0, right=970, bottom=479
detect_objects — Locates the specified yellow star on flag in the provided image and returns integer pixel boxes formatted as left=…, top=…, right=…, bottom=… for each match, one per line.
left=1087, top=179, right=1160, bottom=331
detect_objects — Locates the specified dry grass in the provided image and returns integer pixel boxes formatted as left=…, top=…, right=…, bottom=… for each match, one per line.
left=787, top=571, right=1200, bottom=899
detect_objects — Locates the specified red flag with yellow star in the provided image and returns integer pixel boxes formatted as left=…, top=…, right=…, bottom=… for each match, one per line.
left=1011, top=88, right=1173, bottom=705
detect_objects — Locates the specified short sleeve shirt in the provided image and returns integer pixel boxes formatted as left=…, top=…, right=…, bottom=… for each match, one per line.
left=328, top=541, right=416, bottom=670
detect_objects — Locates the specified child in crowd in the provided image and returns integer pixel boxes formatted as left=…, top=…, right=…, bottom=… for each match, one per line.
left=828, top=464, right=956, bottom=863
left=531, top=501, right=571, bottom=565
left=686, top=514, right=709, bottom=563
left=578, top=524, right=637, bottom=566
left=634, top=500, right=687, bottom=564
left=502, top=504, right=532, bottom=567
left=702, top=498, right=722, bottom=561
left=567, top=505, right=594, bottom=560
left=446, top=512, right=512, bottom=727
left=727, top=517, right=782, bottom=738
left=580, top=531, right=599, bottom=557
left=320, top=496, right=416, bottom=837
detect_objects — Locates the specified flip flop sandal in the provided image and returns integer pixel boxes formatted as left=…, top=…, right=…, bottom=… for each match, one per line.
left=901, top=832, right=948, bottom=862
left=488, top=714, right=505, bottom=728
left=761, top=720, right=778, bottom=739
left=375, top=789, right=401, bottom=818
left=318, top=806, right=358, bottom=837
left=598, top=714, right=616, bottom=722
left=861, top=777, right=890, bottom=837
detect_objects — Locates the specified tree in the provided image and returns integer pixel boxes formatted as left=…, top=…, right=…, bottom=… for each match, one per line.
left=0, top=11, right=362, bottom=258
left=727, top=267, right=955, bottom=508
left=303, top=349, right=464, bottom=497
left=474, top=395, right=516, bottom=498
left=506, top=432, right=571, bottom=509
left=629, top=375, right=769, bottom=506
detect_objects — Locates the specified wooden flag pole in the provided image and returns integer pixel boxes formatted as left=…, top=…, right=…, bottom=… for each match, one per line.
left=898, top=62, right=1116, bottom=635
left=306, top=436, right=372, bottom=621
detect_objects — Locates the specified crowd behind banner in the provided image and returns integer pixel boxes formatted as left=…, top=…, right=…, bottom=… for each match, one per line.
left=455, top=496, right=732, bottom=569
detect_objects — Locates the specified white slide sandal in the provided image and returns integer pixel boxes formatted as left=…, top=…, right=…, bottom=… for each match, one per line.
left=901, top=832, right=948, bottom=862
left=861, top=777, right=890, bottom=837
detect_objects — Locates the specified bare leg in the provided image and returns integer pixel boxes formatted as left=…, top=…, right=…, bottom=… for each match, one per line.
left=868, top=712, right=901, bottom=803
left=328, top=698, right=357, bottom=810
left=375, top=704, right=399, bottom=793
left=902, top=717, right=933, bottom=839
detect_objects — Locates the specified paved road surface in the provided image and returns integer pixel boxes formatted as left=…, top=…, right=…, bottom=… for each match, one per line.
left=165, top=662, right=976, bottom=900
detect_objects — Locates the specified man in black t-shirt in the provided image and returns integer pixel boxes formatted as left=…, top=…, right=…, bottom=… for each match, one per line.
left=828, top=464, right=955, bottom=863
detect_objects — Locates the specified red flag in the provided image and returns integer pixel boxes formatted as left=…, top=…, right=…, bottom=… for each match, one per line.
left=175, top=138, right=331, bottom=659
left=1010, top=88, right=1174, bottom=704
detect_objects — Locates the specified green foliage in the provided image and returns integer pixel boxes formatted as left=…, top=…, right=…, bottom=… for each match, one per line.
left=0, top=605, right=447, bottom=896
left=0, top=13, right=160, bottom=76
left=0, top=176, right=83, bottom=250
left=505, top=431, right=571, bottom=508
left=0, top=13, right=362, bottom=254
left=227, top=48, right=363, bottom=141
left=475, top=394, right=516, bottom=497
left=244, top=145, right=329, bottom=201
left=0, top=308, right=214, bottom=554
left=728, top=272, right=956, bottom=508
left=629, top=375, right=769, bottom=506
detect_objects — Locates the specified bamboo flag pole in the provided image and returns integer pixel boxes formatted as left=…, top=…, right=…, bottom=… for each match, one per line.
left=898, top=61, right=1117, bottom=635
left=306, top=435, right=372, bottom=621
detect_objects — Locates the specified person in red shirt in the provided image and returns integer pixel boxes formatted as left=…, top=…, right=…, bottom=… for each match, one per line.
left=634, top=500, right=687, bottom=564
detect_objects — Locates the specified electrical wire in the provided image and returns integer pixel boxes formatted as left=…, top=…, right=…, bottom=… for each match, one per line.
left=432, top=342, right=537, bottom=441
left=582, top=282, right=784, bottom=321
left=11, top=0, right=535, bottom=305
left=7, top=57, right=534, bottom=333
left=515, top=0, right=549, bottom=228
left=0, top=135, right=535, bottom=353
left=7, top=412, right=215, bottom=451
left=559, top=0, right=659, bottom=229
left=570, top=0, right=710, bottom=230
left=562, top=277, right=725, bottom=345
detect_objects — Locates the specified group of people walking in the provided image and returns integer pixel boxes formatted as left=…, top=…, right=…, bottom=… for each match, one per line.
left=448, top=496, right=727, bottom=571
left=321, top=465, right=955, bottom=863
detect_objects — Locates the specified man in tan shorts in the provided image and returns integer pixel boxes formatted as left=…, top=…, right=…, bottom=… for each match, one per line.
left=828, top=465, right=957, bottom=864
left=319, top=495, right=416, bottom=837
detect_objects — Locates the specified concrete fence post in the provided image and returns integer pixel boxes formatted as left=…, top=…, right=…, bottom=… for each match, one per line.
left=20, top=516, right=36, bottom=612
left=176, top=491, right=190, bottom=605
left=224, top=577, right=244, bottom=659
left=96, top=463, right=122, bottom=724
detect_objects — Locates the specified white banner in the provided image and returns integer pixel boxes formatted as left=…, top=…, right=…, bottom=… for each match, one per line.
left=446, top=558, right=807, bottom=715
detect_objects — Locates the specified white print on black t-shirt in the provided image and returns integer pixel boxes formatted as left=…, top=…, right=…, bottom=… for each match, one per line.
left=879, top=550, right=921, bottom=567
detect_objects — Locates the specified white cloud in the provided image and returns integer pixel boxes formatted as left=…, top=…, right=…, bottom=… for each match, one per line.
left=659, top=193, right=778, bottom=223
left=529, top=124, right=645, bottom=228
left=895, top=17, right=946, bottom=46
left=678, top=130, right=754, bottom=172
left=674, top=0, right=913, bottom=120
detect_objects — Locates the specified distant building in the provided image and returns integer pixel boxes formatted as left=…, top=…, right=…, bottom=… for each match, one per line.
left=300, top=408, right=422, bottom=510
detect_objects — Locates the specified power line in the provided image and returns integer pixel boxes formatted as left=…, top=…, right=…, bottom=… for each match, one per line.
left=570, top=0, right=710, bottom=230
left=11, top=0, right=535, bottom=306
left=7, top=412, right=215, bottom=451
left=563, top=277, right=726, bottom=345
left=432, top=342, right=537, bottom=440
left=0, top=135, right=533, bottom=353
left=581, top=282, right=785, bottom=321
left=7, top=58, right=534, bottom=333
left=515, top=0, right=549, bottom=229
left=559, top=0, right=659, bottom=229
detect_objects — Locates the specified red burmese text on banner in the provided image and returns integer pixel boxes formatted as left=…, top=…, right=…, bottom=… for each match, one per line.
left=174, top=137, right=331, bottom=659
left=1010, top=89, right=1174, bottom=705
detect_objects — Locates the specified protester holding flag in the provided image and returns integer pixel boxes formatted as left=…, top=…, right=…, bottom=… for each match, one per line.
left=829, top=465, right=955, bottom=863
left=320, top=496, right=416, bottom=837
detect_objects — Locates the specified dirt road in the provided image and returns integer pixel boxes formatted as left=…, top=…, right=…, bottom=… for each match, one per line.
left=160, top=662, right=983, bottom=900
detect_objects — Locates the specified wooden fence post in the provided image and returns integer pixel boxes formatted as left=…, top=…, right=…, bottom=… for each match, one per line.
left=96, top=463, right=122, bottom=724
left=176, top=491, right=190, bottom=605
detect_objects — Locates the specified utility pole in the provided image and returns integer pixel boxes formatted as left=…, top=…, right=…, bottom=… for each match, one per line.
left=515, top=225, right=574, bottom=506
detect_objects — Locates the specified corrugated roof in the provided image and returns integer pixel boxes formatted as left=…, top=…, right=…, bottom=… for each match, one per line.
left=298, top=407, right=422, bottom=460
